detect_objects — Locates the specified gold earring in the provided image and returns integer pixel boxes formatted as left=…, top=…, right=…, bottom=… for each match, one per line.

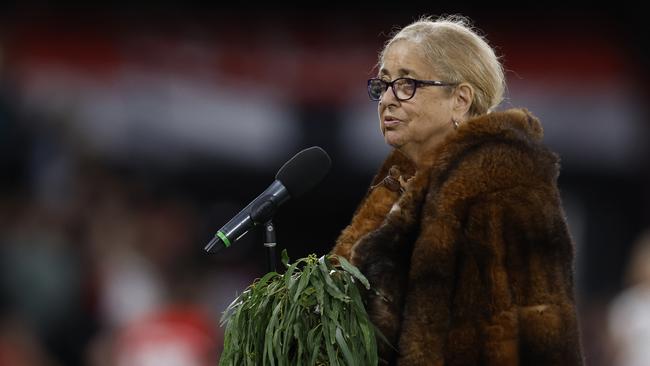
left=452, top=118, right=459, bottom=129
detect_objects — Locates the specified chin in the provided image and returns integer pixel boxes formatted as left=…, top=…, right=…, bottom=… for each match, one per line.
left=384, top=131, right=403, bottom=148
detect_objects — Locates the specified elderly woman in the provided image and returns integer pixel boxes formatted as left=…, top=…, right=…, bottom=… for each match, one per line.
left=331, top=16, right=583, bottom=365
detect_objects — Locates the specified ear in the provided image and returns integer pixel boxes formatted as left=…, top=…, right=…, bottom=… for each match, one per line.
left=452, top=83, right=474, bottom=121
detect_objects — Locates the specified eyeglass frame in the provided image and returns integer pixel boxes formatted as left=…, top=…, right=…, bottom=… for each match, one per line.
left=367, top=77, right=458, bottom=102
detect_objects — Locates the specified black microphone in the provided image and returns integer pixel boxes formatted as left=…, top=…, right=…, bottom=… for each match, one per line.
left=204, top=146, right=331, bottom=253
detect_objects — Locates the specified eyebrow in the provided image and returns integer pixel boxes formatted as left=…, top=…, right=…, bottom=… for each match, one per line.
left=379, top=68, right=417, bottom=78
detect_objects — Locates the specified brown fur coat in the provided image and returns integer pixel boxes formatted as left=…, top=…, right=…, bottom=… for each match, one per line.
left=331, top=109, right=583, bottom=365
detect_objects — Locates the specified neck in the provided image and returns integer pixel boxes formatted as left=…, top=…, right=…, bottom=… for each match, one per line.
left=400, top=129, right=455, bottom=169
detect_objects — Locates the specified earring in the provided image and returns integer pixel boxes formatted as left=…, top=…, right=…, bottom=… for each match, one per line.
left=452, top=118, right=459, bottom=129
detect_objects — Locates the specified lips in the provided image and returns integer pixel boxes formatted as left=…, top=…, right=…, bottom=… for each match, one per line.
left=383, top=118, right=401, bottom=128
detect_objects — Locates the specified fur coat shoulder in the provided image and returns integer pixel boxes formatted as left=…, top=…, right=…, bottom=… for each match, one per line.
left=331, top=108, right=583, bottom=365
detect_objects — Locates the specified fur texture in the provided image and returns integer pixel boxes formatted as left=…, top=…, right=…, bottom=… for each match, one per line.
left=331, top=109, right=583, bottom=365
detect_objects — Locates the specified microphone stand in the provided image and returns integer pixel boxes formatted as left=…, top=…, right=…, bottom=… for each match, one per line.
left=264, top=220, right=277, bottom=273
left=251, top=200, right=279, bottom=273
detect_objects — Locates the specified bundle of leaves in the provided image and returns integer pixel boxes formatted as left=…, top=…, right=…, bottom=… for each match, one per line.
left=219, top=250, right=380, bottom=366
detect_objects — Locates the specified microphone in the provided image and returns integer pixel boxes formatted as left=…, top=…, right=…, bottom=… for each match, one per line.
left=204, top=146, right=331, bottom=253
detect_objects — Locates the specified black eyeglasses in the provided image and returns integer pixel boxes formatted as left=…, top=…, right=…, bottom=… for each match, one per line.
left=367, top=77, right=457, bottom=101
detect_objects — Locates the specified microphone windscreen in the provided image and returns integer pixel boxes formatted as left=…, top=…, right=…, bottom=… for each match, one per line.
left=275, top=146, right=331, bottom=198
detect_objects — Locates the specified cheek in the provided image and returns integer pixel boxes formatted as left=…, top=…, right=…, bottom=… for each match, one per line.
left=419, top=102, right=449, bottom=128
left=378, top=104, right=387, bottom=135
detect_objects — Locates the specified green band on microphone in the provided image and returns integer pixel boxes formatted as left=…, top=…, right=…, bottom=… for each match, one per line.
left=217, top=231, right=231, bottom=247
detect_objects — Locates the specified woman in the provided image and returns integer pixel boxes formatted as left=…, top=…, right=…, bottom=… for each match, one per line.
left=331, top=16, right=583, bottom=365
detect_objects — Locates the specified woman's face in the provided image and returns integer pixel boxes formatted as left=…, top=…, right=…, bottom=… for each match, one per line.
left=378, top=41, right=456, bottom=162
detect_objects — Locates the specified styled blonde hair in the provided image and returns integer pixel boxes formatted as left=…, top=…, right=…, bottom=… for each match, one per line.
left=380, top=15, right=505, bottom=116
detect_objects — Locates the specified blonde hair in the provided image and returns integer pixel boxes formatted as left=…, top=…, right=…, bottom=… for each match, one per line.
left=380, top=15, right=505, bottom=116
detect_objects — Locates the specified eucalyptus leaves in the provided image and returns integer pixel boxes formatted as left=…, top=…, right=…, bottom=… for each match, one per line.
left=219, top=250, right=380, bottom=366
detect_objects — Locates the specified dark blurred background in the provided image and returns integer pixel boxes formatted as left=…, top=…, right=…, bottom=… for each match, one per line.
left=1, top=3, right=649, bottom=366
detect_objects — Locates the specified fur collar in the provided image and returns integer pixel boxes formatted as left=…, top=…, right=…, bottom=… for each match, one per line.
left=372, top=108, right=559, bottom=199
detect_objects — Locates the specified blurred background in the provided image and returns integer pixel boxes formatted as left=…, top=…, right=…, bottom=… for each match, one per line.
left=1, top=3, right=649, bottom=366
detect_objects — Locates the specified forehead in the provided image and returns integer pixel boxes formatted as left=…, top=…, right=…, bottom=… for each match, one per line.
left=380, top=40, right=432, bottom=78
